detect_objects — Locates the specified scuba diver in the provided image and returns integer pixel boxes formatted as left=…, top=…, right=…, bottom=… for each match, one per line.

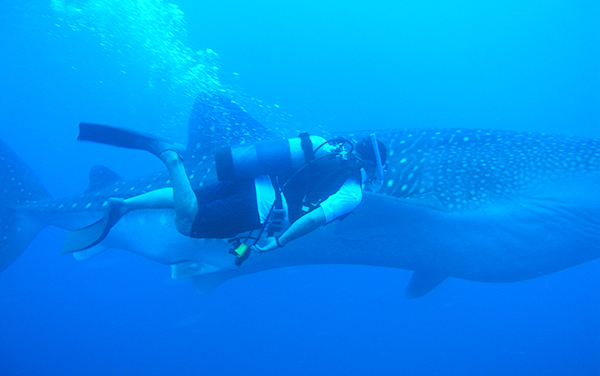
left=62, top=121, right=387, bottom=264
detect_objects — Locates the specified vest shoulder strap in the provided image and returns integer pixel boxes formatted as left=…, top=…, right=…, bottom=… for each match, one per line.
left=298, top=132, right=314, bottom=163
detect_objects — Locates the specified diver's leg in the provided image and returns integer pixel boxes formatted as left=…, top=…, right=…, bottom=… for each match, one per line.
left=118, top=151, right=197, bottom=235
left=121, top=188, right=175, bottom=212
left=62, top=137, right=195, bottom=253
left=158, top=150, right=198, bottom=235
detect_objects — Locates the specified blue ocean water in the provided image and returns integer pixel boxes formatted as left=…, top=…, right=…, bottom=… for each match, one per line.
left=1, top=1, right=599, bottom=375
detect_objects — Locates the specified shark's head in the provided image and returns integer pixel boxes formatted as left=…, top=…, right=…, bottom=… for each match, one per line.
left=363, top=128, right=600, bottom=211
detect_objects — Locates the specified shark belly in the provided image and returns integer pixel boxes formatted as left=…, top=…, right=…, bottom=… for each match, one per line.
left=330, top=174, right=600, bottom=283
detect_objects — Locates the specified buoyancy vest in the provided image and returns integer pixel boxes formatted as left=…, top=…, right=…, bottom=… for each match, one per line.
left=282, top=154, right=363, bottom=224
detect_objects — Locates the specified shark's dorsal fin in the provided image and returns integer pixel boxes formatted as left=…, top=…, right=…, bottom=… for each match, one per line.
left=85, top=165, right=124, bottom=193
left=185, top=93, right=276, bottom=159
left=405, top=269, right=447, bottom=299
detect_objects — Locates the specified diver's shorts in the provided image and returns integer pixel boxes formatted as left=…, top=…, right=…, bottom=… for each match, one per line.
left=189, top=178, right=262, bottom=239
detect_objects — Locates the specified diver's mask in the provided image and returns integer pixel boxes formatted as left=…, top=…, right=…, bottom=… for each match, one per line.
left=355, top=134, right=388, bottom=192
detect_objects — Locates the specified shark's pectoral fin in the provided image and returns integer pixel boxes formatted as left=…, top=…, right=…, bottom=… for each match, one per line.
left=171, top=261, right=234, bottom=295
left=188, top=271, right=236, bottom=295
left=405, top=270, right=448, bottom=299
left=72, top=244, right=109, bottom=260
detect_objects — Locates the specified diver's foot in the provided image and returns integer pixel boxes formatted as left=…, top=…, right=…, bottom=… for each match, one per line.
left=107, top=197, right=126, bottom=217
left=141, top=139, right=186, bottom=162
left=158, top=149, right=183, bottom=166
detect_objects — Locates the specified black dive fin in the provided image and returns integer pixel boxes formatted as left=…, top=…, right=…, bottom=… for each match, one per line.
left=77, top=123, right=185, bottom=158
left=61, top=199, right=124, bottom=253
left=405, top=270, right=448, bottom=299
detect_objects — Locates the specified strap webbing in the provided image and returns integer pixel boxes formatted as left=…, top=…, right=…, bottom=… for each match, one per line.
left=267, top=177, right=285, bottom=237
left=299, top=132, right=314, bottom=163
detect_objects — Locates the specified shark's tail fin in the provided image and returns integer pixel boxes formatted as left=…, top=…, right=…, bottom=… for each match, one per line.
left=0, top=139, right=51, bottom=272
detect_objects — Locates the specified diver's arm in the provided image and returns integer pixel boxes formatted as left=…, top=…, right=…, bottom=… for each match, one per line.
left=254, top=178, right=361, bottom=252
left=254, top=207, right=326, bottom=252
left=279, top=207, right=326, bottom=246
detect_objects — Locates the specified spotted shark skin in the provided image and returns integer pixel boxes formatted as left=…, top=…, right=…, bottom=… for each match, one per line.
left=2, top=95, right=600, bottom=297
left=377, top=128, right=600, bottom=209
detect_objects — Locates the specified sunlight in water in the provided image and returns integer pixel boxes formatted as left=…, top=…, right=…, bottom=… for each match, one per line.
left=50, top=0, right=224, bottom=133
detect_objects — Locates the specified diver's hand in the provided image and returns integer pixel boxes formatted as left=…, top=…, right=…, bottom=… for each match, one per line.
left=253, top=237, right=280, bottom=253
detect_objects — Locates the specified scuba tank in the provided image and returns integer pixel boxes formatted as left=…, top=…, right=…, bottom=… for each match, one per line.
left=214, top=135, right=327, bottom=181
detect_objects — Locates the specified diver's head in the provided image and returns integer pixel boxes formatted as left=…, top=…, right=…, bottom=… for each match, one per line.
left=355, top=137, right=388, bottom=167
left=355, top=136, right=388, bottom=192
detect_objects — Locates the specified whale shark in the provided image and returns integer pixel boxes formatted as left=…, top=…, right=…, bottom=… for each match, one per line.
left=2, top=94, right=600, bottom=298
